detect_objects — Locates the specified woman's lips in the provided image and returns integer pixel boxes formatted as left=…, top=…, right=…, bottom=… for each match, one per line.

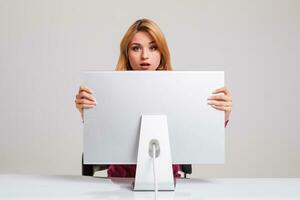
left=140, top=63, right=151, bottom=69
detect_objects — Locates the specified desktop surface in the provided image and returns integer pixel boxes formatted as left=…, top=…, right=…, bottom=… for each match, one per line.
left=1, top=174, right=300, bottom=199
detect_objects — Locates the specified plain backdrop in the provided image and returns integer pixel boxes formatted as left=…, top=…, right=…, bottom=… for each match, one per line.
left=0, top=0, right=299, bottom=178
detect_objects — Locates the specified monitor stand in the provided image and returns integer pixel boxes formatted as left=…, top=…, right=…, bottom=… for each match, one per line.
left=133, top=115, right=175, bottom=191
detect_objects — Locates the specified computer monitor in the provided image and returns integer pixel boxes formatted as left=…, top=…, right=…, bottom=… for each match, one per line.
left=82, top=71, right=225, bottom=190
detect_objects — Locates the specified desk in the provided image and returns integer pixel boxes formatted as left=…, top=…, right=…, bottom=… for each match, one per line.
left=0, top=175, right=299, bottom=199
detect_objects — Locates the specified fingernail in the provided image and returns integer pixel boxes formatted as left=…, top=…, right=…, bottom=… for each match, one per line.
left=207, top=100, right=213, bottom=104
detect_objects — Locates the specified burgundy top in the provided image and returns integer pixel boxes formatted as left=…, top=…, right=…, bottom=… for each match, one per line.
left=108, top=164, right=181, bottom=178
left=108, top=120, right=229, bottom=178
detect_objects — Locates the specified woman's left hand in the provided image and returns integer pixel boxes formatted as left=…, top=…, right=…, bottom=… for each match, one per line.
left=207, top=86, right=232, bottom=122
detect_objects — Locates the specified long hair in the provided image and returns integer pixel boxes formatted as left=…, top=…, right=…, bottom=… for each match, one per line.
left=115, top=19, right=172, bottom=71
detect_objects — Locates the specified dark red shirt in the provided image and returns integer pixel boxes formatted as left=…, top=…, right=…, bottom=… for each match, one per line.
left=108, top=164, right=181, bottom=178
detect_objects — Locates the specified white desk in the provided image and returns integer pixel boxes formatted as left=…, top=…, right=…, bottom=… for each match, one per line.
left=0, top=175, right=299, bottom=199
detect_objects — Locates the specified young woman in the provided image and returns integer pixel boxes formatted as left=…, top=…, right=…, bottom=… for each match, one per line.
left=75, top=19, right=233, bottom=178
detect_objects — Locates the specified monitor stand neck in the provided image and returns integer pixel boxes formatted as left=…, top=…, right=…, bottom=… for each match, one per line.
left=133, top=115, right=175, bottom=191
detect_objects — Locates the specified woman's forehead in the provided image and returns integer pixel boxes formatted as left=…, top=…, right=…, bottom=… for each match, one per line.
left=130, top=31, right=156, bottom=45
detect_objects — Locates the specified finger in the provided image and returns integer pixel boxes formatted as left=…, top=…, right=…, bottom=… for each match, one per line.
left=211, top=105, right=231, bottom=111
left=212, top=86, right=231, bottom=96
left=76, top=91, right=97, bottom=102
left=75, top=98, right=97, bottom=105
left=207, top=100, right=232, bottom=107
left=207, top=94, right=232, bottom=102
left=79, top=85, right=94, bottom=94
left=76, top=103, right=95, bottom=109
left=75, top=104, right=83, bottom=111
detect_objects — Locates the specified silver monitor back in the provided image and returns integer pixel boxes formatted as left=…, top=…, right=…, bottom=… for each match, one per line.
left=82, top=71, right=225, bottom=164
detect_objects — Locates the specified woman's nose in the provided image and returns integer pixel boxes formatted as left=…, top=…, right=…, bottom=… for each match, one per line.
left=141, top=49, right=149, bottom=60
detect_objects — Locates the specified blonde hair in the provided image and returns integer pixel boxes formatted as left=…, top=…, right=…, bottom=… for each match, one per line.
left=115, top=19, right=172, bottom=71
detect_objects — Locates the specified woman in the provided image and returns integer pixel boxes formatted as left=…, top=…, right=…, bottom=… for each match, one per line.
left=75, top=19, right=233, bottom=177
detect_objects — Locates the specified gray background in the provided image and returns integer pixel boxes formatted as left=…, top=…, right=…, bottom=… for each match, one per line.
left=0, top=0, right=299, bottom=177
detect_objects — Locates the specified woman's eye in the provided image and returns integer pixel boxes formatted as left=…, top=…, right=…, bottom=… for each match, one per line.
left=150, top=46, right=157, bottom=51
left=132, top=46, right=140, bottom=51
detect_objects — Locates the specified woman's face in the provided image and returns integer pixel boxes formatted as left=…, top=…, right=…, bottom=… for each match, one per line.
left=128, top=31, right=161, bottom=70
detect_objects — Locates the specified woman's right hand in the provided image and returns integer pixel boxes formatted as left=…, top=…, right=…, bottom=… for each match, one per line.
left=75, top=85, right=97, bottom=120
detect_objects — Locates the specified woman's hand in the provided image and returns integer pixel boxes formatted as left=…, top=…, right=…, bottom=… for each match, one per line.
left=207, top=86, right=232, bottom=122
left=75, top=85, right=97, bottom=121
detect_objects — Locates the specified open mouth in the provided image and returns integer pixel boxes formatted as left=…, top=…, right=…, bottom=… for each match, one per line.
left=140, top=63, right=151, bottom=69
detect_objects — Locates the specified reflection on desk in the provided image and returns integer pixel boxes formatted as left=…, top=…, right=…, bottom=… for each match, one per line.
left=0, top=174, right=300, bottom=199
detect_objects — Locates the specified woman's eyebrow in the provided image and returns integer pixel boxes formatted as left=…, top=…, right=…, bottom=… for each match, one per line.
left=130, top=43, right=141, bottom=46
left=130, top=41, right=156, bottom=46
